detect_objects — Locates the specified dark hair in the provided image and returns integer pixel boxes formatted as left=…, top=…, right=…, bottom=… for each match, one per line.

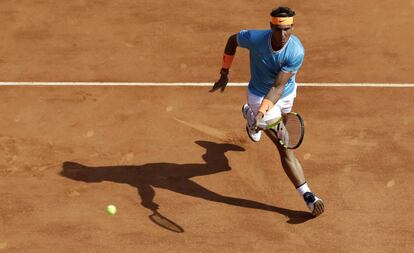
left=270, top=6, right=295, bottom=17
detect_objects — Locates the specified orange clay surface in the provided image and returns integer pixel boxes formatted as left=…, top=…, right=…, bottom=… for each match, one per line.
left=1, top=1, right=414, bottom=252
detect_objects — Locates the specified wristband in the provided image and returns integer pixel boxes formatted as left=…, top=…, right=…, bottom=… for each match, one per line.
left=220, top=68, right=229, bottom=75
left=222, top=54, right=234, bottom=69
left=258, top=99, right=274, bottom=115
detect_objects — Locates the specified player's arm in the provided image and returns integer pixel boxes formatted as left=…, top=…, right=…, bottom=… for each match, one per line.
left=210, top=34, right=238, bottom=93
left=256, top=71, right=294, bottom=119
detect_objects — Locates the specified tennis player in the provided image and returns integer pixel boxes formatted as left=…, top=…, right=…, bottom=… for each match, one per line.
left=211, top=6, right=324, bottom=217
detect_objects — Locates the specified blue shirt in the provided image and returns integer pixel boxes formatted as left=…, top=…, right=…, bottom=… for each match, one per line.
left=237, top=30, right=304, bottom=99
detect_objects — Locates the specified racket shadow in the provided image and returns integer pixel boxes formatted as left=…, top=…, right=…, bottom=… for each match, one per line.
left=60, top=140, right=313, bottom=233
left=149, top=210, right=184, bottom=233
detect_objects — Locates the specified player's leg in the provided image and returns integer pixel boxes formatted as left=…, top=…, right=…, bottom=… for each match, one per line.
left=268, top=133, right=324, bottom=216
left=266, top=95, right=325, bottom=217
left=275, top=142, right=305, bottom=186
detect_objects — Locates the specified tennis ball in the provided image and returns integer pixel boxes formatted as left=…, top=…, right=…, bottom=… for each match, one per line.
left=106, top=204, right=117, bottom=215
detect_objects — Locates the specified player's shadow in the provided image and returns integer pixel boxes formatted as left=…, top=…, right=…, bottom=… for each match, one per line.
left=60, top=140, right=312, bottom=231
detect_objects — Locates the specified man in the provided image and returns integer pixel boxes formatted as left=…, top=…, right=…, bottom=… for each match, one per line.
left=210, top=6, right=325, bottom=217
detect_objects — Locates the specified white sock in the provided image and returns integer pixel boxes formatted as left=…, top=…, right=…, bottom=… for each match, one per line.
left=296, top=182, right=311, bottom=197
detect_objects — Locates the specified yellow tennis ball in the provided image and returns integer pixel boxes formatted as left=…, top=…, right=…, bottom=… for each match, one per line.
left=106, top=204, right=117, bottom=215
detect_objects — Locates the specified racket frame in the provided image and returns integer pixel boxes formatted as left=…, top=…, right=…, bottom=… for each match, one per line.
left=264, top=112, right=305, bottom=149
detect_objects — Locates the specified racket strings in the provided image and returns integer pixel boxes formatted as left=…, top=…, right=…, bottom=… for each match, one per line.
left=277, top=114, right=303, bottom=148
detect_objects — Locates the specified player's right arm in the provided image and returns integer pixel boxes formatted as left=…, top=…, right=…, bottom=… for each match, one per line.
left=210, top=34, right=238, bottom=93
left=255, top=48, right=304, bottom=124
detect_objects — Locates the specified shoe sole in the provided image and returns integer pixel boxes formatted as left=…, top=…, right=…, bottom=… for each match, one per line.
left=312, top=199, right=325, bottom=217
left=241, top=105, right=248, bottom=119
left=245, top=126, right=260, bottom=142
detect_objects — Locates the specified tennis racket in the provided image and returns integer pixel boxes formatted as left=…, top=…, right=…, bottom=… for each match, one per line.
left=264, top=112, right=305, bottom=149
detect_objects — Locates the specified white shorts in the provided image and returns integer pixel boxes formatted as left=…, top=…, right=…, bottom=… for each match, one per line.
left=245, top=90, right=295, bottom=128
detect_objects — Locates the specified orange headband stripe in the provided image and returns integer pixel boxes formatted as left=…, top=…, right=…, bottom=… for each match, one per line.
left=271, top=17, right=294, bottom=25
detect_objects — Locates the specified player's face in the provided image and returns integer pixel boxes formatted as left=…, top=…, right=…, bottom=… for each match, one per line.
left=270, top=24, right=294, bottom=46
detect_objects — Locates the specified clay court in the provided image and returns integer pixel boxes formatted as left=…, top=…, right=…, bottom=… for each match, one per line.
left=1, top=1, right=413, bottom=252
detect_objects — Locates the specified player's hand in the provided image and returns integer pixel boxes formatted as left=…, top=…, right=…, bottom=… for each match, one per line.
left=210, top=70, right=229, bottom=93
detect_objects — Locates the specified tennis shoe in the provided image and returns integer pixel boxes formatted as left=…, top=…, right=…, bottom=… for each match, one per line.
left=303, top=192, right=325, bottom=217
left=242, top=104, right=262, bottom=142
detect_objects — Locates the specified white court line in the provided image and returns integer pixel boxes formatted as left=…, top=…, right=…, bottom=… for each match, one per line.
left=0, top=82, right=413, bottom=87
